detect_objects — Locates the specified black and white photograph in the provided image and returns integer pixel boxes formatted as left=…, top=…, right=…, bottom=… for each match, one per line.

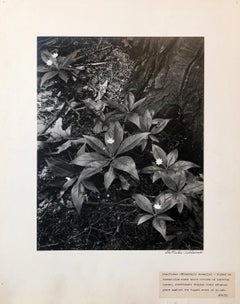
left=2, top=0, right=240, bottom=302
left=37, top=37, right=204, bottom=250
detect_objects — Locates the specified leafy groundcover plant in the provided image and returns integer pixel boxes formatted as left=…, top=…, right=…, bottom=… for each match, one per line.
left=37, top=40, right=203, bottom=250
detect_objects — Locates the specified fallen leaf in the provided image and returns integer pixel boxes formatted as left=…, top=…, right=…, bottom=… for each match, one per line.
left=51, top=138, right=86, bottom=154
left=95, top=80, right=108, bottom=101
left=46, top=118, right=71, bottom=142
left=37, top=120, right=45, bottom=135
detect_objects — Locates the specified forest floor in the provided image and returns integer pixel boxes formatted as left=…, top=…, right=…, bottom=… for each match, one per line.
left=37, top=37, right=203, bottom=250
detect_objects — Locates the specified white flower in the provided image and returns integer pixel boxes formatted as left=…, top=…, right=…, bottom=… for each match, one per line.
left=106, top=137, right=115, bottom=144
left=155, top=158, right=163, bottom=166
left=52, top=52, right=58, bottom=58
left=153, top=203, right=162, bottom=210
left=46, top=59, right=53, bottom=66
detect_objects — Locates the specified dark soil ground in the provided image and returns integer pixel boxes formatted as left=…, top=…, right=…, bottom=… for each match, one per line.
left=37, top=37, right=203, bottom=250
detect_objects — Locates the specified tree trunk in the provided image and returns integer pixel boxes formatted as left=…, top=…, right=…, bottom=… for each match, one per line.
left=124, top=37, right=204, bottom=166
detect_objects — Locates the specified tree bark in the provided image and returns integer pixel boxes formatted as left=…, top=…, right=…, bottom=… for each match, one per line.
left=124, top=37, right=204, bottom=166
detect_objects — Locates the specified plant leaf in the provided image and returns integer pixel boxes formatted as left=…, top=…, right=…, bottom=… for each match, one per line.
left=93, top=120, right=104, bottom=134
left=71, top=179, right=85, bottom=215
left=70, top=152, right=107, bottom=166
left=82, top=179, right=99, bottom=193
left=89, top=160, right=110, bottom=168
left=176, top=193, right=188, bottom=213
left=119, top=175, right=131, bottom=190
left=132, top=194, right=153, bottom=214
left=167, top=149, right=178, bottom=167
left=157, top=215, right=174, bottom=222
left=59, top=177, right=77, bottom=198
left=51, top=140, right=72, bottom=154
left=104, top=166, right=116, bottom=190
left=51, top=138, right=84, bottom=154
left=185, top=171, right=198, bottom=183
left=58, top=70, right=69, bottom=83
left=141, top=139, right=148, bottom=152
left=105, top=112, right=126, bottom=123
left=45, top=158, right=75, bottom=177
left=162, top=174, right=178, bottom=191
left=165, top=235, right=176, bottom=242
left=112, top=156, right=139, bottom=180
left=154, top=193, right=177, bottom=213
left=182, top=181, right=203, bottom=195
left=61, top=49, right=81, bottom=67
left=37, top=65, right=49, bottom=72
left=171, top=160, right=199, bottom=171
left=137, top=214, right=153, bottom=225
left=140, top=110, right=152, bottom=131
left=141, top=166, right=159, bottom=174
left=79, top=166, right=104, bottom=182
left=40, top=71, right=58, bottom=87
left=128, top=92, right=135, bottom=109
left=77, top=143, right=86, bottom=156
left=116, top=132, right=149, bottom=155
left=41, top=50, right=52, bottom=64
left=126, top=112, right=140, bottom=127
left=151, top=119, right=170, bottom=134
left=104, top=121, right=124, bottom=156
left=177, top=202, right=184, bottom=213
left=153, top=171, right=164, bottom=183
left=152, top=217, right=167, bottom=239
left=184, top=197, right=193, bottom=210
left=171, top=171, right=186, bottom=191
left=131, top=97, right=146, bottom=110
left=84, top=135, right=109, bottom=156
left=149, top=134, right=159, bottom=143
left=71, top=138, right=86, bottom=145
left=166, top=192, right=180, bottom=206
left=105, top=99, right=126, bottom=113
left=152, top=145, right=167, bottom=165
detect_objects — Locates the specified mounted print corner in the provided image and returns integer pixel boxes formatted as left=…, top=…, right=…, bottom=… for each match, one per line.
left=37, top=37, right=204, bottom=250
